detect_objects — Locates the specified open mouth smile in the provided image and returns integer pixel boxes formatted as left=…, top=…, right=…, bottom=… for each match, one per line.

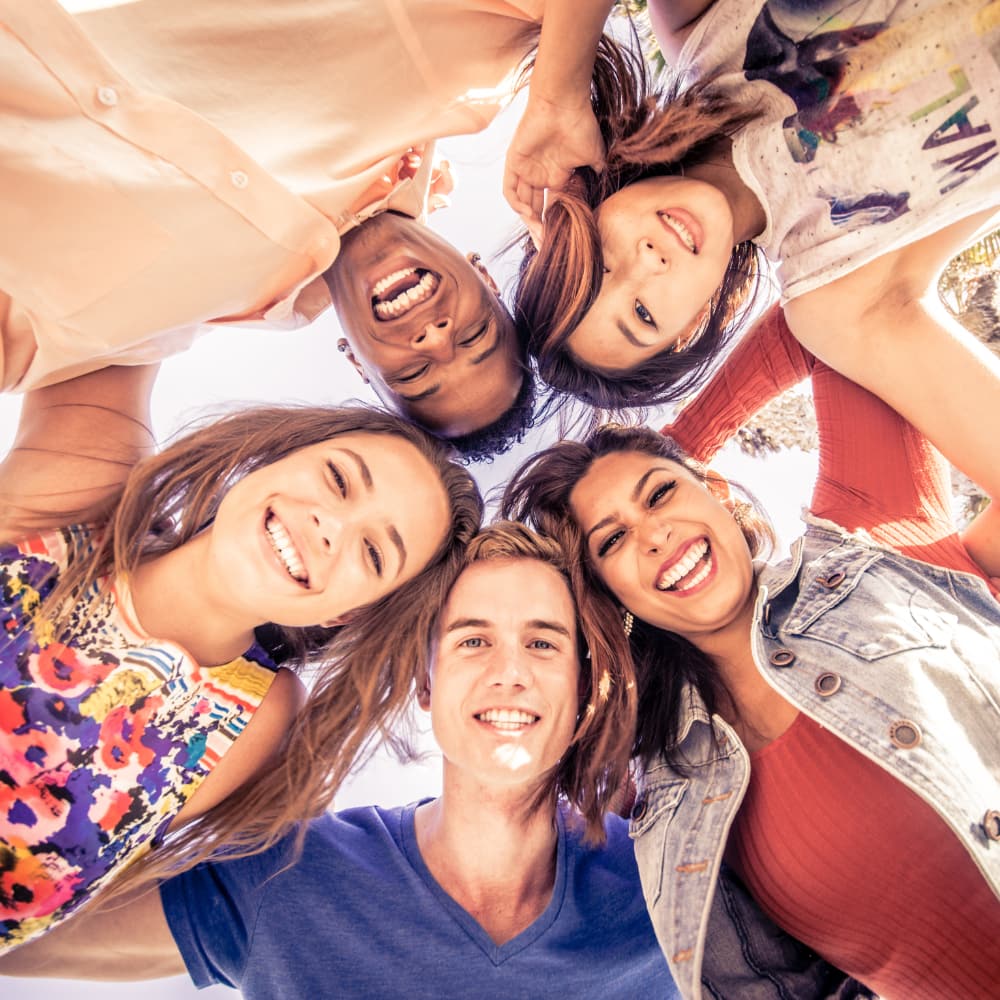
left=655, top=538, right=714, bottom=593
left=370, top=266, right=441, bottom=320
left=265, top=510, right=310, bottom=588
left=657, top=211, right=700, bottom=255
left=474, top=708, right=540, bottom=732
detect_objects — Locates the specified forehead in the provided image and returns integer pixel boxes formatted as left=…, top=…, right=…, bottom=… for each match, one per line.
left=571, top=450, right=692, bottom=511
left=441, top=558, right=575, bottom=626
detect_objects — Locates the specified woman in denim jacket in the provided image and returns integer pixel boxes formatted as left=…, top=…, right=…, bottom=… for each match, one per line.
left=502, top=307, right=1000, bottom=999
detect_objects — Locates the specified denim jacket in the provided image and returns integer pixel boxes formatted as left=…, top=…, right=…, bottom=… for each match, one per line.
left=630, top=521, right=1000, bottom=1000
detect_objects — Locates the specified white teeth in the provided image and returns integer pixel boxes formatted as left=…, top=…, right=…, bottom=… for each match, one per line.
left=372, top=268, right=417, bottom=298
left=372, top=270, right=439, bottom=319
left=660, top=213, right=696, bottom=253
left=265, top=513, right=308, bottom=585
left=656, top=540, right=711, bottom=592
left=476, top=708, right=538, bottom=730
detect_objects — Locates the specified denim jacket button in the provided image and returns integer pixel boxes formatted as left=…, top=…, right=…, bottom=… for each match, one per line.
left=983, top=810, right=1000, bottom=841
left=814, top=672, right=842, bottom=696
left=818, top=570, right=846, bottom=588
left=769, top=648, right=796, bottom=667
left=630, top=797, right=647, bottom=822
left=889, top=720, right=922, bottom=749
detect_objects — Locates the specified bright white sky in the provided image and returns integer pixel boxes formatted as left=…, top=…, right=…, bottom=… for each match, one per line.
left=2, top=50, right=820, bottom=1000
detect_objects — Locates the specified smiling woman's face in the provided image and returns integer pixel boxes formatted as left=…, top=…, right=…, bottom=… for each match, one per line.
left=569, top=450, right=755, bottom=643
left=566, top=176, right=735, bottom=372
left=324, top=212, right=522, bottom=438
left=206, top=431, right=449, bottom=629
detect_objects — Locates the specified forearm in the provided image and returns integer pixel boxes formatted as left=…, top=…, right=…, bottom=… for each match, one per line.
left=529, top=0, right=614, bottom=106
left=0, top=886, right=184, bottom=981
left=666, top=304, right=813, bottom=462
left=788, top=284, right=1000, bottom=505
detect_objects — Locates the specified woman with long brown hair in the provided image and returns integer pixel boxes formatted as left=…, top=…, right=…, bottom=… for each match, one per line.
left=500, top=318, right=1000, bottom=998
left=0, top=362, right=482, bottom=953
left=505, top=0, right=1000, bottom=506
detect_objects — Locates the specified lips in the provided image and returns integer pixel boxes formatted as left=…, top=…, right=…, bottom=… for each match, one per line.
left=655, top=538, right=713, bottom=593
left=657, top=210, right=701, bottom=255
left=370, top=266, right=441, bottom=321
left=265, top=510, right=310, bottom=588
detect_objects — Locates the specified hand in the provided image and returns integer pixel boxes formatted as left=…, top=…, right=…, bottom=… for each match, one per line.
left=503, top=93, right=605, bottom=230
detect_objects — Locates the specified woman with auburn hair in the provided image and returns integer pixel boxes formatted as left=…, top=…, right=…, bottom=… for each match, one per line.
left=0, top=363, right=482, bottom=953
left=500, top=311, right=1000, bottom=999
left=504, top=0, right=1000, bottom=504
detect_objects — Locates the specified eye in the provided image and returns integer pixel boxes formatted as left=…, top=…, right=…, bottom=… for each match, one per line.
left=394, top=364, right=430, bottom=385
left=648, top=480, right=677, bottom=507
left=365, top=540, right=383, bottom=577
left=529, top=638, right=556, bottom=651
left=596, top=527, right=625, bottom=559
left=327, top=462, right=347, bottom=498
left=634, top=300, right=654, bottom=326
left=459, top=636, right=486, bottom=648
left=458, top=322, right=489, bottom=348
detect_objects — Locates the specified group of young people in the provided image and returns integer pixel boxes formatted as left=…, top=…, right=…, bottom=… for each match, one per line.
left=2, top=0, right=999, bottom=997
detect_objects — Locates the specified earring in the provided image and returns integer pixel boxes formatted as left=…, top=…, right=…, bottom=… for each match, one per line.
left=623, top=610, right=635, bottom=638
left=466, top=252, right=482, bottom=268
left=732, top=500, right=753, bottom=526
left=336, top=340, right=348, bottom=353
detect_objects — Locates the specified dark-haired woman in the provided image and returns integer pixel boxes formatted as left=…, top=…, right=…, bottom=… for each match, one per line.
left=0, top=363, right=482, bottom=952
left=505, top=0, right=1000, bottom=508
left=501, top=313, right=1000, bottom=998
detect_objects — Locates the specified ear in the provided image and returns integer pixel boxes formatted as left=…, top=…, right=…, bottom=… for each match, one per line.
left=336, top=339, right=370, bottom=384
left=416, top=674, right=432, bottom=713
left=704, top=468, right=733, bottom=504
left=467, top=252, right=501, bottom=296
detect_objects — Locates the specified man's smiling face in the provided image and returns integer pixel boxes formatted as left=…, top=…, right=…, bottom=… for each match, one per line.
left=324, top=212, right=523, bottom=438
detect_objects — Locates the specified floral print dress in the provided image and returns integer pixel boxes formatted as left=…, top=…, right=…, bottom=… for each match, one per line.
left=0, top=525, right=277, bottom=952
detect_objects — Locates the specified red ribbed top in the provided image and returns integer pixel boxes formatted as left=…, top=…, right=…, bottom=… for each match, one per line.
left=726, top=714, right=1000, bottom=998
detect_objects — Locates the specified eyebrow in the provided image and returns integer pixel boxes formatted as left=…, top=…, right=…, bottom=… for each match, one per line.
left=616, top=319, right=654, bottom=349
left=341, top=448, right=373, bottom=489
left=583, top=467, right=670, bottom=546
left=444, top=617, right=572, bottom=636
left=388, top=524, right=407, bottom=577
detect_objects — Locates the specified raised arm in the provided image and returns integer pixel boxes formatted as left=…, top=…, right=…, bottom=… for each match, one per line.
left=785, top=210, right=1000, bottom=506
left=665, top=303, right=814, bottom=462
left=502, top=0, right=613, bottom=228
left=0, top=363, right=158, bottom=542
left=0, top=886, right=183, bottom=981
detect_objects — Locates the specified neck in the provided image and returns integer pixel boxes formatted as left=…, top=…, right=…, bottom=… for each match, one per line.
left=687, top=581, right=799, bottom=751
left=414, top=776, right=559, bottom=946
left=686, top=140, right=766, bottom=245
left=129, top=535, right=255, bottom=666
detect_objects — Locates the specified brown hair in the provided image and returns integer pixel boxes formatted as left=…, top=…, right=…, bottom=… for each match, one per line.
left=40, top=403, right=483, bottom=896
left=500, top=424, right=773, bottom=767
left=513, top=33, right=765, bottom=414
left=431, top=521, right=636, bottom=843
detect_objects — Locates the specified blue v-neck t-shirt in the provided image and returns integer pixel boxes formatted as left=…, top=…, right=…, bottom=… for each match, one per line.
left=161, top=801, right=677, bottom=998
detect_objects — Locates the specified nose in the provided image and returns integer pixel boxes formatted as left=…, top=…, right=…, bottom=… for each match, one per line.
left=636, top=513, right=672, bottom=555
left=410, top=317, right=455, bottom=361
left=484, top=645, right=534, bottom=689
left=637, top=237, right=669, bottom=272
left=310, top=508, right=343, bottom=556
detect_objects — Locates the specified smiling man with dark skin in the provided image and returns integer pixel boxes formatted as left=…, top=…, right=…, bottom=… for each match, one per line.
left=325, top=211, right=530, bottom=449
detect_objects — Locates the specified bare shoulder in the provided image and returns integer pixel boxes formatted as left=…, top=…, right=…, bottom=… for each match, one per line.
left=171, top=667, right=306, bottom=828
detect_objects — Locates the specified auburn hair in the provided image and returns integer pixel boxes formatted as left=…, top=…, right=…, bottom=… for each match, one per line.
left=35, top=403, right=483, bottom=898
left=513, top=33, right=765, bottom=414
left=426, top=521, right=636, bottom=844
left=500, top=423, right=774, bottom=768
